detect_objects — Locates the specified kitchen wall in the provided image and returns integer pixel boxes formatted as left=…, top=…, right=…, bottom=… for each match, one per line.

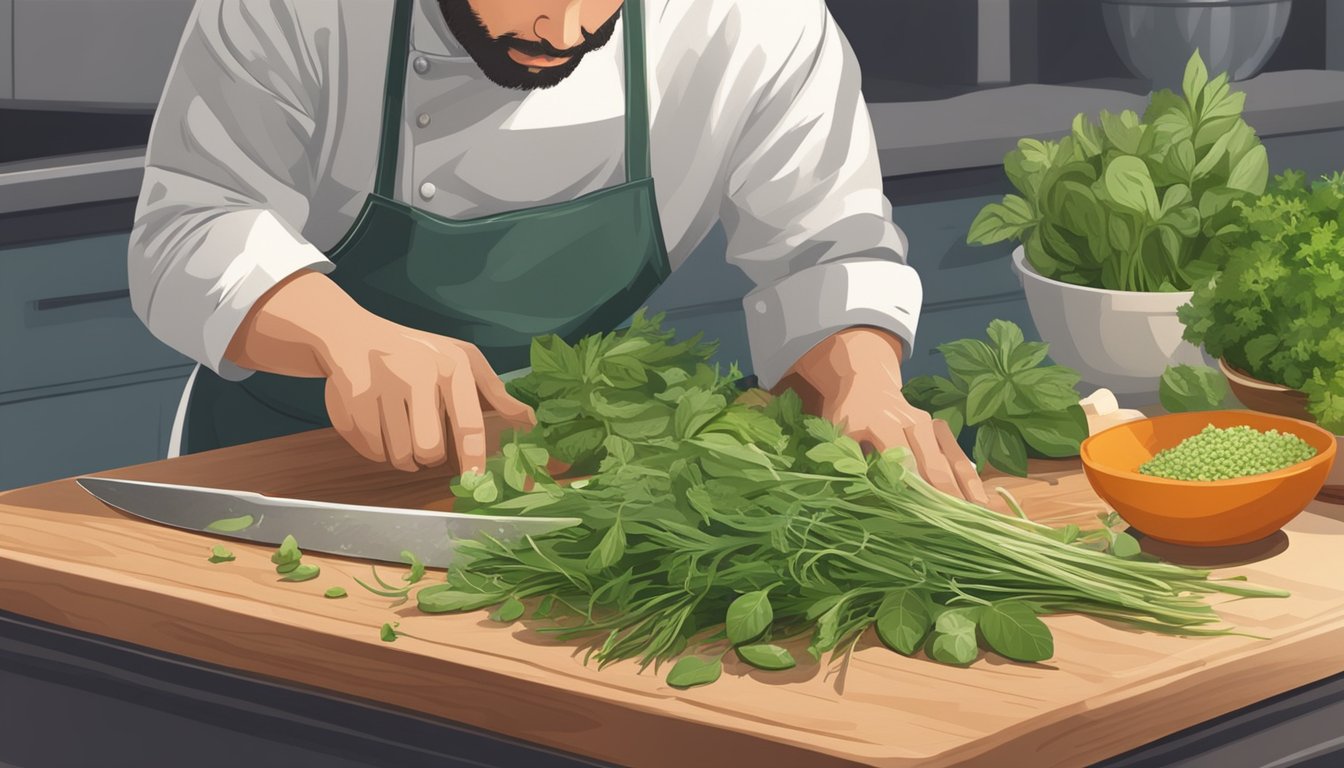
left=4, top=0, right=1344, bottom=490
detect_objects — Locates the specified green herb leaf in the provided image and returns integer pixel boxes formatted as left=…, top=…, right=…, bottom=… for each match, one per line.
left=491, top=597, right=526, bottom=623
left=935, top=607, right=981, bottom=635
left=271, top=534, right=302, bottom=566
left=974, top=422, right=1029, bottom=477
left=380, top=622, right=399, bottom=642
left=979, top=602, right=1054, bottom=662
left=1159, top=364, right=1229, bottom=413
left=207, top=545, right=235, bottom=564
left=1012, top=405, right=1088, bottom=458
left=666, top=655, right=723, bottom=689
left=281, top=564, right=320, bottom=582
left=806, top=441, right=868, bottom=476
left=324, top=586, right=348, bottom=599
left=726, top=589, right=775, bottom=645
left=875, top=590, right=932, bottom=655
left=206, top=515, right=255, bottom=533
left=736, top=644, right=796, bottom=671
left=927, top=630, right=979, bottom=665
left=399, top=550, right=427, bottom=584
left=1111, top=532, right=1143, bottom=559
left=417, top=584, right=507, bottom=614
left=533, top=594, right=557, bottom=619
left=275, top=561, right=301, bottom=574
left=585, top=518, right=627, bottom=572
left=965, top=375, right=1013, bottom=426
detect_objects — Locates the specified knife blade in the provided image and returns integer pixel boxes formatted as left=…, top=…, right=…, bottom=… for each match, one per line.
left=76, top=477, right=581, bottom=568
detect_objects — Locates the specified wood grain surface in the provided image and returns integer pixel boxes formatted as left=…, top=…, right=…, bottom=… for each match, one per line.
left=2, top=424, right=1343, bottom=768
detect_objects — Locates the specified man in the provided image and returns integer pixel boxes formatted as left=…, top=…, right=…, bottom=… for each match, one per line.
left=129, top=0, right=988, bottom=505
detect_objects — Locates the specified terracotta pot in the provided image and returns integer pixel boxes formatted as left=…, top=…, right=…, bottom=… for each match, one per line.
left=1219, top=359, right=1344, bottom=503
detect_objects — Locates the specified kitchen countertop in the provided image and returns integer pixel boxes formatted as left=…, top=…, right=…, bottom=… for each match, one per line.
left=6, top=69, right=1344, bottom=215
left=2, top=423, right=1343, bottom=767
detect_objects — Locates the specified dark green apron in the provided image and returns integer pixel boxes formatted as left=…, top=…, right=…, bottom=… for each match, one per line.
left=181, top=0, right=669, bottom=453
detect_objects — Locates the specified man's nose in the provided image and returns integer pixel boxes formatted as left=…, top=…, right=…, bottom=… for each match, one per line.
left=532, top=8, right=585, bottom=52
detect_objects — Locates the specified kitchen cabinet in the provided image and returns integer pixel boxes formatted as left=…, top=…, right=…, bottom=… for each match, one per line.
left=0, top=224, right=192, bottom=490
left=10, top=0, right=195, bottom=108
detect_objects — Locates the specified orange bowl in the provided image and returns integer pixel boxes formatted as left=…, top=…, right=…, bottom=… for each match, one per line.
left=1080, top=410, right=1337, bottom=546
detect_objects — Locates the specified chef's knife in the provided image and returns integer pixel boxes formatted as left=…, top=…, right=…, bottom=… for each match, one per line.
left=76, top=477, right=581, bottom=567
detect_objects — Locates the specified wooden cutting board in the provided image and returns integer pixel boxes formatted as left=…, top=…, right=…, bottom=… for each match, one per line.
left=2, top=425, right=1343, bottom=768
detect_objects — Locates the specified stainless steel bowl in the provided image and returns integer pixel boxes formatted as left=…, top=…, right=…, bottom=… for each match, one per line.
left=1101, top=0, right=1293, bottom=91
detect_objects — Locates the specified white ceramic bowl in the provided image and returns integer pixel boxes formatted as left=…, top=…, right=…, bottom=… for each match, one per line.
left=1011, top=246, right=1212, bottom=400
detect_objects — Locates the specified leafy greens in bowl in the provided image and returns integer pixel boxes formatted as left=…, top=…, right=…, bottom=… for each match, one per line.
left=968, top=51, right=1268, bottom=292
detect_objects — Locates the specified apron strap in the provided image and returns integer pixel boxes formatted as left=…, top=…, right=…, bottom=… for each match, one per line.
left=375, top=0, right=417, bottom=198
left=622, top=0, right=652, bottom=183
left=374, top=0, right=650, bottom=197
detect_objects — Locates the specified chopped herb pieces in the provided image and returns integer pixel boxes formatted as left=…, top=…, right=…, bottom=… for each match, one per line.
left=490, top=597, right=525, bottom=623
left=207, top=545, right=235, bottom=564
left=281, top=564, right=320, bottom=582
left=380, top=622, right=399, bottom=642
left=324, top=587, right=348, bottom=599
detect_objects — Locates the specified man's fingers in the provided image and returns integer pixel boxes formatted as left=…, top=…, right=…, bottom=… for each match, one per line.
left=345, top=393, right=387, bottom=463
left=463, top=346, right=537, bottom=429
left=378, top=394, right=418, bottom=472
left=931, top=418, right=990, bottom=506
left=443, top=368, right=487, bottom=474
left=408, top=384, right=448, bottom=467
left=902, top=417, right=965, bottom=500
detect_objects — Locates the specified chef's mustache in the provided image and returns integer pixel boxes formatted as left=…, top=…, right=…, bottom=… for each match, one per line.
left=499, top=32, right=600, bottom=60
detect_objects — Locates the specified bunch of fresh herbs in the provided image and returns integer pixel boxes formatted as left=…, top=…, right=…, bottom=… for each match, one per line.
left=967, top=51, right=1268, bottom=291
left=1178, top=170, right=1344, bottom=433
left=369, top=313, right=1285, bottom=688
left=902, top=320, right=1088, bottom=476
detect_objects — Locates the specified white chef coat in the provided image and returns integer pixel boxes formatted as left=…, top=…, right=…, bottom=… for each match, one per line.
left=130, top=0, right=923, bottom=455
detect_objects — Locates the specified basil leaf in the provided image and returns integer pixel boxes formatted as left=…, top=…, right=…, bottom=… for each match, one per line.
left=965, top=375, right=1013, bottom=426
left=585, top=518, right=627, bottom=572
left=206, top=515, right=255, bottom=533
left=535, top=398, right=582, bottom=424
left=491, top=597, right=526, bottom=623
left=875, top=590, right=932, bottom=655
left=666, top=655, right=722, bottom=689
left=974, top=423, right=1029, bottom=477
left=1007, top=341, right=1050, bottom=373
left=935, top=606, right=981, bottom=635
left=938, top=339, right=1000, bottom=385
left=324, top=587, right=347, bottom=599
left=928, top=631, right=979, bottom=665
left=1105, top=156, right=1161, bottom=219
left=986, top=319, right=1025, bottom=360
left=1012, top=405, right=1088, bottom=458
left=736, top=644, right=796, bottom=671
left=979, top=601, right=1054, bottom=662
left=726, top=589, right=774, bottom=645
left=1159, top=364, right=1229, bottom=413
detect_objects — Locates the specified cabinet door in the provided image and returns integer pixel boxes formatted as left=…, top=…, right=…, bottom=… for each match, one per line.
left=1, top=232, right=191, bottom=395
left=0, top=375, right=188, bottom=490
left=12, top=0, right=195, bottom=107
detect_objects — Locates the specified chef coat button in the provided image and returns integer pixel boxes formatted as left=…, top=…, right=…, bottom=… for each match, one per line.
left=417, top=113, right=431, bottom=128
left=754, top=300, right=768, bottom=314
left=419, top=182, right=436, bottom=200
left=413, top=56, right=430, bottom=75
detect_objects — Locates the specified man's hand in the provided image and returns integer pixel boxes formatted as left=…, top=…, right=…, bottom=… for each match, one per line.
left=224, top=270, right=534, bottom=473
left=318, top=319, right=536, bottom=473
left=774, top=327, right=990, bottom=506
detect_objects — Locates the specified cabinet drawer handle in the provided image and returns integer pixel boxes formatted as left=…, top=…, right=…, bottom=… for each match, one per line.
left=34, top=289, right=132, bottom=311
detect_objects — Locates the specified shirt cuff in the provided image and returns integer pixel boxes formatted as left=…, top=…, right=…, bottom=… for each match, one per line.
left=744, top=257, right=923, bottom=390
left=201, top=210, right=335, bottom=382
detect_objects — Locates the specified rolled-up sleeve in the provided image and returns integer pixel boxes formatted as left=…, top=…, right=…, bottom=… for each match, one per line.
left=128, top=0, right=334, bottom=382
left=720, top=2, right=922, bottom=390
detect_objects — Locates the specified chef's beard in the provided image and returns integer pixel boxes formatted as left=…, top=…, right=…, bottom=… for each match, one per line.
left=438, top=0, right=622, bottom=90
